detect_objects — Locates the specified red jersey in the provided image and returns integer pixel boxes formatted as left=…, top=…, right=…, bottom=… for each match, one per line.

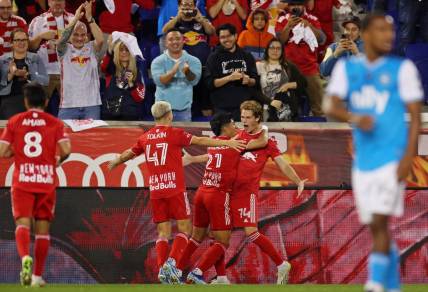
left=130, top=125, right=193, bottom=199
left=275, top=12, right=321, bottom=75
left=207, top=0, right=248, bottom=46
left=0, top=110, right=69, bottom=193
left=200, top=135, right=243, bottom=192
left=233, top=130, right=281, bottom=194
left=0, top=15, right=28, bottom=55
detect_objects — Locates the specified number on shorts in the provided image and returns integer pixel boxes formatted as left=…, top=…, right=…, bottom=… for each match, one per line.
left=206, top=153, right=222, bottom=169
left=23, top=131, right=42, bottom=158
left=146, top=143, right=168, bottom=166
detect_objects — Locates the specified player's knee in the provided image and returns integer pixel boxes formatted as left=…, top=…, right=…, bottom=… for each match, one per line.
left=15, top=217, right=31, bottom=228
left=244, top=226, right=258, bottom=236
left=176, top=219, right=191, bottom=235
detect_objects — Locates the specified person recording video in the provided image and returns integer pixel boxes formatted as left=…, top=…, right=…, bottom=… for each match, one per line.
left=320, top=16, right=364, bottom=77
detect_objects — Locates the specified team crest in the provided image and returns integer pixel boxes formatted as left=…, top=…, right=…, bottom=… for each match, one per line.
left=380, top=73, right=390, bottom=85
left=193, top=23, right=202, bottom=31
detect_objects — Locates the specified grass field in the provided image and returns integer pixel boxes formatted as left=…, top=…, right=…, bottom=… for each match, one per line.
left=0, top=284, right=428, bottom=292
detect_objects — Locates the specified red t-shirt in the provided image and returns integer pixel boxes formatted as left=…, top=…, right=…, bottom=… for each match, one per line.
left=130, top=125, right=193, bottom=199
left=200, top=134, right=244, bottom=192
left=98, top=0, right=155, bottom=34
left=275, top=12, right=321, bottom=75
left=0, top=110, right=69, bottom=193
left=0, top=15, right=28, bottom=55
left=207, top=0, right=248, bottom=46
left=233, top=130, right=281, bottom=195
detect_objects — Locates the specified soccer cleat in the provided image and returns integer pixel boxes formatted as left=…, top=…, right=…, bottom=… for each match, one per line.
left=210, top=276, right=231, bottom=284
left=158, top=267, right=169, bottom=284
left=162, top=258, right=182, bottom=284
left=20, top=255, right=33, bottom=286
left=31, top=275, right=46, bottom=287
left=277, top=261, right=292, bottom=284
left=186, top=269, right=206, bottom=284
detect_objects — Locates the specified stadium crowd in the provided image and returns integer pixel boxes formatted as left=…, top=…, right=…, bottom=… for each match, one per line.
left=0, top=0, right=426, bottom=121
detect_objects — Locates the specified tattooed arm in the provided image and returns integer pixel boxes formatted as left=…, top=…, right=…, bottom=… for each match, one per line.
left=57, top=4, right=85, bottom=58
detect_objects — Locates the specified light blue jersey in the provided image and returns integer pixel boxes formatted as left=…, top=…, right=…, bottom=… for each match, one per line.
left=327, top=56, right=424, bottom=171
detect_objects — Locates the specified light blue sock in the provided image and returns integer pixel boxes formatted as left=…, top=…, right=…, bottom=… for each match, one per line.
left=368, top=252, right=390, bottom=287
left=385, top=242, right=401, bottom=291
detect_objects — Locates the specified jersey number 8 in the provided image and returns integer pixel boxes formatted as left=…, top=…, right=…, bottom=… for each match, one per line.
left=23, top=131, right=42, bottom=158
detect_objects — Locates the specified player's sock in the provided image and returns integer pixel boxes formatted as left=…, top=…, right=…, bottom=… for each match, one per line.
left=169, top=232, right=188, bottom=264
left=214, top=253, right=226, bottom=277
left=155, top=238, right=169, bottom=269
left=15, top=225, right=31, bottom=258
left=196, top=241, right=227, bottom=273
left=368, top=252, right=390, bottom=287
left=34, top=234, right=50, bottom=277
left=177, top=238, right=200, bottom=270
left=386, top=242, right=400, bottom=291
left=248, top=231, right=283, bottom=266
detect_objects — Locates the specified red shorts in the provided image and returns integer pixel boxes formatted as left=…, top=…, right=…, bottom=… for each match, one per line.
left=11, top=187, right=56, bottom=221
left=193, top=188, right=231, bottom=231
left=230, top=192, right=258, bottom=228
left=151, top=192, right=191, bottom=224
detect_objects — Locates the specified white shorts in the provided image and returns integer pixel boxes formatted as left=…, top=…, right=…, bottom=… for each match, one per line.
left=352, top=162, right=405, bottom=224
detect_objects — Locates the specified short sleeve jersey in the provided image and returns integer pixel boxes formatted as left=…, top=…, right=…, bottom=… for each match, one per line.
left=131, top=126, right=193, bottom=199
left=0, top=110, right=69, bottom=193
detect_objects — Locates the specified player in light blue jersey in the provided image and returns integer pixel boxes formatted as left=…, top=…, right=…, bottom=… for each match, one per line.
left=324, top=13, right=424, bottom=292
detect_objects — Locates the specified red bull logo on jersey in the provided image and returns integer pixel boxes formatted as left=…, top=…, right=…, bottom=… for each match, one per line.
left=149, top=172, right=177, bottom=191
left=242, top=151, right=258, bottom=162
left=70, top=56, right=90, bottom=67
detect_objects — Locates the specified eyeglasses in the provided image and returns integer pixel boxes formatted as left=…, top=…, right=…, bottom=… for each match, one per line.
left=0, top=6, right=12, bottom=10
left=268, top=46, right=282, bottom=51
left=13, top=39, right=28, bottom=43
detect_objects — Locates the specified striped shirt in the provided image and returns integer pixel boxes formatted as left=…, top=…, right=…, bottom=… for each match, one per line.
left=0, top=15, right=27, bottom=55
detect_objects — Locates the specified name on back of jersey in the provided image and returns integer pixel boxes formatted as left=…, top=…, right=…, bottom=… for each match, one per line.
left=19, top=163, right=54, bottom=184
left=149, top=171, right=177, bottom=191
left=350, top=85, right=389, bottom=114
left=22, top=118, right=47, bottom=127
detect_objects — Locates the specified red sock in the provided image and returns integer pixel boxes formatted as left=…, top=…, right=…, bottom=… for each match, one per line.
left=177, top=238, right=200, bottom=270
left=34, top=234, right=50, bottom=277
left=15, top=225, right=30, bottom=258
left=155, top=238, right=169, bottom=269
left=169, top=233, right=188, bottom=263
left=214, top=253, right=226, bottom=276
left=196, top=241, right=226, bottom=273
left=248, top=231, right=283, bottom=266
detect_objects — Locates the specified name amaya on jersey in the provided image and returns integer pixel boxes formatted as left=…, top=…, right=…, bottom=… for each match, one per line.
left=326, top=56, right=424, bottom=171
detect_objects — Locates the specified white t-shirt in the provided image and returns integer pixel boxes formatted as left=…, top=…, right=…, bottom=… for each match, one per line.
left=59, top=41, right=101, bottom=108
left=28, top=12, right=74, bottom=74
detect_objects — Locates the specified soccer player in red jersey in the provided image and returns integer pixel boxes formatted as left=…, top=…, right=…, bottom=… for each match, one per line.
left=107, top=101, right=245, bottom=283
left=226, top=100, right=306, bottom=284
left=161, top=112, right=268, bottom=284
left=0, top=83, right=71, bottom=287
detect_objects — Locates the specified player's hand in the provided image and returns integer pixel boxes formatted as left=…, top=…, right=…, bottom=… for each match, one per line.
left=107, top=156, right=121, bottom=171
left=242, top=74, right=250, bottom=85
left=182, top=62, right=190, bottom=74
left=182, top=149, right=194, bottom=166
left=285, top=16, right=300, bottom=30
left=351, top=115, right=374, bottom=132
left=42, top=30, right=57, bottom=41
left=270, top=99, right=282, bottom=109
left=171, top=60, right=181, bottom=74
left=226, top=139, right=246, bottom=152
left=297, top=178, right=308, bottom=198
left=397, top=155, right=412, bottom=182
left=228, top=71, right=242, bottom=82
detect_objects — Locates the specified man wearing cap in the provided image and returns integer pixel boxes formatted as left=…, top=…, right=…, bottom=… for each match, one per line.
left=320, top=16, right=364, bottom=77
left=275, top=0, right=326, bottom=117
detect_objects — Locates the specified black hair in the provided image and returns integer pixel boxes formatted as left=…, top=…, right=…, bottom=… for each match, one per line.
left=216, top=23, right=237, bottom=37
left=178, top=0, right=196, bottom=5
left=23, top=82, right=47, bottom=108
left=210, top=112, right=233, bottom=137
left=165, top=28, right=182, bottom=37
left=361, top=12, right=392, bottom=32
